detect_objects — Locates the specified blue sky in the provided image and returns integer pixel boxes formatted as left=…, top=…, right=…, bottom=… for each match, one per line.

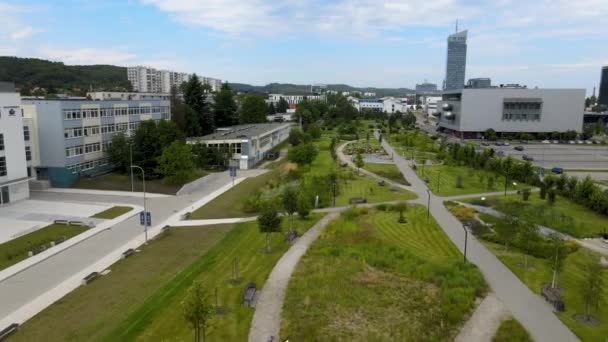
left=1, top=0, right=607, bottom=94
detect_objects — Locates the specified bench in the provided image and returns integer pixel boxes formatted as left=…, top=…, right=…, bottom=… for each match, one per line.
left=242, top=282, right=257, bottom=307
left=53, top=219, right=69, bottom=225
left=122, top=248, right=136, bottom=259
left=82, top=272, right=100, bottom=286
left=378, top=180, right=386, bottom=186
left=541, top=284, right=565, bottom=312
left=181, top=212, right=192, bottom=220
left=0, top=323, right=19, bottom=341
left=348, top=197, right=367, bottom=204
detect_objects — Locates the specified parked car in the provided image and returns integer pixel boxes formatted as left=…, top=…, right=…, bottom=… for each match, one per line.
left=541, top=140, right=551, bottom=144
left=514, top=146, right=524, bottom=151
left=504, top=142, right=510, bottom=146
left=551, top=167, right=564, bottom=174
left=495, top=141, right=505, bottom=146
left=481, top=142, right=490, bottom=146
left=522, top=155, right=534, bottom=161
left=552, top=140, right=559, bottom=144
left=569, top=140, right=575, bottom=144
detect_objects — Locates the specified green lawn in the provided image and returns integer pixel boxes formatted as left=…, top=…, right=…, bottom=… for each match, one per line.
left=362, top=162, right=410, bottom=185
left=91, top=206, right=133, bottom=219
left=73, top=170, right=208, bottom=195
left=280, top=206, right=486, bottom=340
left=9, top=225, right=233, bottom=342
left=334, top=172, right=416, bottom=205
left=493, top=319, right=532, bottom=342
left=482, top=241, right=608, bottom=341
left=106, top=214, right=323, bottom=342
left=189, top=170, right=277, bottom=219
left=0, top=224, right=88, bottom=271
left=465, top=193, right=608, bottom=238
left=416, top=164, right=527, bottom=196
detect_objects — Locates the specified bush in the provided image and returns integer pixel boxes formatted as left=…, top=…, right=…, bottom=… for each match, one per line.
left=288, top=143, right=318, bottom=165
left=341, top=207, right=369, bottom=220
left=306, top=123, right=322, bottom=140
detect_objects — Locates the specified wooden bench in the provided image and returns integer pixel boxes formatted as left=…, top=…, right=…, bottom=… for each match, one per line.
left=541, top=284, right=565, bottom=312
left=122, top=248, right=136, bottom=259
left=0, top=323, right=19, bottom=341
left=242, top=282, right=257, bottom=307
left=348, top=197, right=367, bottom=204
left=82, top=272, right=100, bottom=286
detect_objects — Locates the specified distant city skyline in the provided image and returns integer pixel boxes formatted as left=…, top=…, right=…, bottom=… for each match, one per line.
left=0, top=0, right=607, bottom=94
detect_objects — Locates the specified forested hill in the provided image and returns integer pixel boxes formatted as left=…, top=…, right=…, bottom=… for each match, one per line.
left=0, top=56, right=131, bottom=94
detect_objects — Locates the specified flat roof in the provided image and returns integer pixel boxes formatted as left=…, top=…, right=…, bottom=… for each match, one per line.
left=191, top=123, right=291, bottom=141
left=0, top=82, right=15, bottom=93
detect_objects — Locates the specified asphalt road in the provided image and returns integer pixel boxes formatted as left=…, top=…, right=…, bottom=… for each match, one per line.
left=490, top=143, right=608, bottom=169
left=0, top=170, right=261, bottom=323
left=378, top=133, right=579, bottom=342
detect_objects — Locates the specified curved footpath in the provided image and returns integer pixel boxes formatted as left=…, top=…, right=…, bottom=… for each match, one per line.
left=378, top=134, right=579, bottom=342
left=248, top=212, right=339, bottom=342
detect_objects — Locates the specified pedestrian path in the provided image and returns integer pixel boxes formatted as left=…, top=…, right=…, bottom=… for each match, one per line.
left=455, top=293, right=509, bottom=342
left=248, top=212, right=339, bottom=342
left=38, top=187, right=172, bottom=198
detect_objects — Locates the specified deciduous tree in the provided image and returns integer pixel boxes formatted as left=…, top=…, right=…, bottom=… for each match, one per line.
left=258, top=202, right=282, bottom=252
left=239, top=96, right=268, bottom=123
left=182, top=281, right=215, bottom=342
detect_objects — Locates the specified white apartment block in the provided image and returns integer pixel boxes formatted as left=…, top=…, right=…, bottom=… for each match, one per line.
left=160, top=70, right=192, bottom=93
left=350, top=97, right=405, bottom=114
left=0, top=82, right=30, bottom=204
left=127, top=66, right=221, bottom=93
left=268, top=94, right=325, bottom=106
left=201, top=77, right=223, bottom=92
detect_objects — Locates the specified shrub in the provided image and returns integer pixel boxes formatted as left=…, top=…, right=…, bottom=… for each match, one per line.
left=288, top=143, right=318, bottom=165
left=341, top=207, right=369, bottom=220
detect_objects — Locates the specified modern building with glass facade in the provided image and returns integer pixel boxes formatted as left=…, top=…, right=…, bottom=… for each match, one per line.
left=434, top=88, right=585, bottom=138
left=444, top=30, right=468, bottom=91
left=466, top=78, right=492, bottom=88
left=21, top=99, right=170, bottom=187
left=599, top=66, right=608, bottom=107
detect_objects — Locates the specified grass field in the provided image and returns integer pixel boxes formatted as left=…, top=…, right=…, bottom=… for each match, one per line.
left=416, top=164, right=527, bottom=196
left=73, top=170, right=208, bottom=195
left=9, top=225, right=233, bottom=342
left=493, top=319, right=532, bottom=342
left=333, top=172, right=416, bottom=205
left=483, top=240, right=608, bottom=341
left=465, top=193, right=608, bottom=238
left=189, top=170, right=277, bottom=219
left=110, top=214, right=323, bottom=342
left=280, top=206, right=486, bottom=340
left=91, top=206, right=133, bottom=219
left=362, top=162, right=409, bottom=185
left=0, top=224, right=88, bottom=271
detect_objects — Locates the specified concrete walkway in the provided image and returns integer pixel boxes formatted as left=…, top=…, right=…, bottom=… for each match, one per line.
left=248, top=212, right=339, bottom=342
left=37, top=187, right=172, bottom=198
left=455, top=293, right=509, bottom=342
left=377, top=132, right=579, bottom=342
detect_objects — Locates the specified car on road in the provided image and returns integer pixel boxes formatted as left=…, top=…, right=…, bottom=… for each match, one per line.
left=542, top=140, right=551, bottom=144
left=569, top=140, right=576, bottom=144
left=495, top=141, right=505, bottom=146
left=552, top=140, right=559, bottom=144
left=481, top=142, right=490, bottom=146
left=514, top=146, right=524, bottom=151
left=503, top=142, right=510, bottom=146
left=551, top=167, right=564, bottom=174
left=522, top=154, right=534, bottom=161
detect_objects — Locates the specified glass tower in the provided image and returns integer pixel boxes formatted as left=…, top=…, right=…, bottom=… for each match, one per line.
left=599, top=66, right=608, bottom=106
left=444, top=30, right=468, bottom=91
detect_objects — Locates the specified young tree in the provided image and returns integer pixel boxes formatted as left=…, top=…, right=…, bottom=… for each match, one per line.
left=394, top=202, right=408, bottom=223
left=518, top=221, right=539, bottom=269
left=297, top=191, right=312, bottom=219
left=353, top=152, right=365, bottom=175
left=288, top=143, right=318, bottom=165
left=329, top=136, right=338, bottom=161
left=581, top=255, right=604, bottom=322
left=487, top=176, right=495, bottom=190
left=182, top=281, right=215, bottom=342
left=282, top=185, right=298, bottom=233
left=239, top=96, right=268, bottom=123
left=155, top=141, right=195, bottom=183
left=258, top=202, right=282, bottom=252
left=213, top=83, right=238, bottom=127
left=549, top=234, right=567, bottom=289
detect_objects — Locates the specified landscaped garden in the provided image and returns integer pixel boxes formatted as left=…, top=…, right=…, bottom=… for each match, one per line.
left=91, top=206, right=133, bottom=219
left=361, top=162, right=409, bottom=185
left=280, top=205, right=486, bottom=340
left=11, top=215, right=324, bottom=342
left=0, top=223, right=88, bottom=271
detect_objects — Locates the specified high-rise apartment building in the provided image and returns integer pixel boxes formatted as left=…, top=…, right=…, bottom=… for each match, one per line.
left=599, top=66, right=608, bottom=107
left=127, top=66, right=221, bottom=93
left=160, top=70, right=192, bottom=93
left=0, top=82, right=30, bottom=204
left=444, top=30, right=468, bottom=91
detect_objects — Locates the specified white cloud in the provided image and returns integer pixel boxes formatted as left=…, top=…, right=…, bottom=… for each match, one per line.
left=9, top=26, right=35, bottom=40
left=39, top=47, right=136, bottom=65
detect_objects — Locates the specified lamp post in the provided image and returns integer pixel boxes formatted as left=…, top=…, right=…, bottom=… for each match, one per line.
left=504, top=172, right=509, bottom=196
left=436, top=170, right=441, bottom=192
left=462, top=223, right=469, bottom=263
left=426, top=189, right=431, bottom=219
left=130, top=143, right=134, bottom=192
left=131, top=165, right=147, bottom=243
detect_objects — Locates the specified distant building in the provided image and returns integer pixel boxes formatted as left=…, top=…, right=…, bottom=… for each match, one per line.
left=160, top=70, right=191, bottom=93
left=600, top=66, right=608, bottom=106
left=87, top=92, right=172, bottom=101
left=444, top=30, right=468, bottom=91
left=187, top=123, right=292, bottom=169
left=267, top=94, right=325, bottom=106
left=0, top=82, right=30, bottom=204
left=420, top=95, right=442, bottom=117
left=466, top=78, right=492, bottom=88
left=127, top=66, right=221, bottom=93
left=350, top=97, right=405, bottom=114
left=415, top=82, right=438, bottom=93
left=311, top=84, right=327, bottom=94
left=434, top=88, right=585, bottom=138
left=363, top=92, right=376, bottom=97
left=201, top=77, right=223, bottom=92
left=21, top=99, right=171, bottom=187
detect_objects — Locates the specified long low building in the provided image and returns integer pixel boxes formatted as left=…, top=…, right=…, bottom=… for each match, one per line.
left=434, top=88, right=585, bottom=138
left=187, top=123, right=292, bottom=169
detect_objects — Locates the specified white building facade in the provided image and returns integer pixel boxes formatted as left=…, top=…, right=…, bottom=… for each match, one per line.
left=268, top=94, right=325, bottom=106
left=87, top=92, right=172, bottom=101
left=351, top=97, right=405, bottom=114
left=128, top=66, right=221, bottom=93
left=435, top=88, right=585, bottom=138
left=0, top=83, right=30, bottom=204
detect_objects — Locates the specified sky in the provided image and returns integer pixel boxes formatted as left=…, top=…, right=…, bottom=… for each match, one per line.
left=1, top=0, right=607, bottom=94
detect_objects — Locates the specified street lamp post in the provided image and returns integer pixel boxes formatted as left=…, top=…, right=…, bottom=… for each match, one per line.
left=426, top=189, right=431, bottom=219
left=462, top=223, right=469, bottom=263
left=131, top=165, right=148, bottom=243
left=504, top=173, right=509, bottom=196
left=130, top=143, right=134, bottom=192
left=436, top=170, right=441, bottom=192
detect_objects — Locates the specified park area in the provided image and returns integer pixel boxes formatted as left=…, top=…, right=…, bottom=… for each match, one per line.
left=9, top=214, right=324, bottom=342
left=463, top=193, right=608, bottom=238
left=280, top=205, right=486, bottom=340
left=73, top=171, right=207, bottom=195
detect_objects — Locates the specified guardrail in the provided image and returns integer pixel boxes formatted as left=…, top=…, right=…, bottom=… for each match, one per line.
left=0, top=323, right=19, bottom=341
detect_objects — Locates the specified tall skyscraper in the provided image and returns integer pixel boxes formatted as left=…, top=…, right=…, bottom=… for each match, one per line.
left=599, top=66, right=608, bottom=106
left=444, top=30, right=468, bottom=91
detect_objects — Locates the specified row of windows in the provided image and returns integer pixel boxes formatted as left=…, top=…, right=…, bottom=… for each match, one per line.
left=65, top=122, right=141, bottom=139
left=205, top=143, right=242, bottom=154
left=63, top=106, right=169, bottom=120
left=503, top=102, right=542, bottom=110
left=502, top=113, right=541, bottom=121
left=25, top=146, right=31, bottom=161
left=67, top=158, right=110, bottom=173
left=65, top=142, right=102, bottom=158
left=0, top=157, right=5, bottom=176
